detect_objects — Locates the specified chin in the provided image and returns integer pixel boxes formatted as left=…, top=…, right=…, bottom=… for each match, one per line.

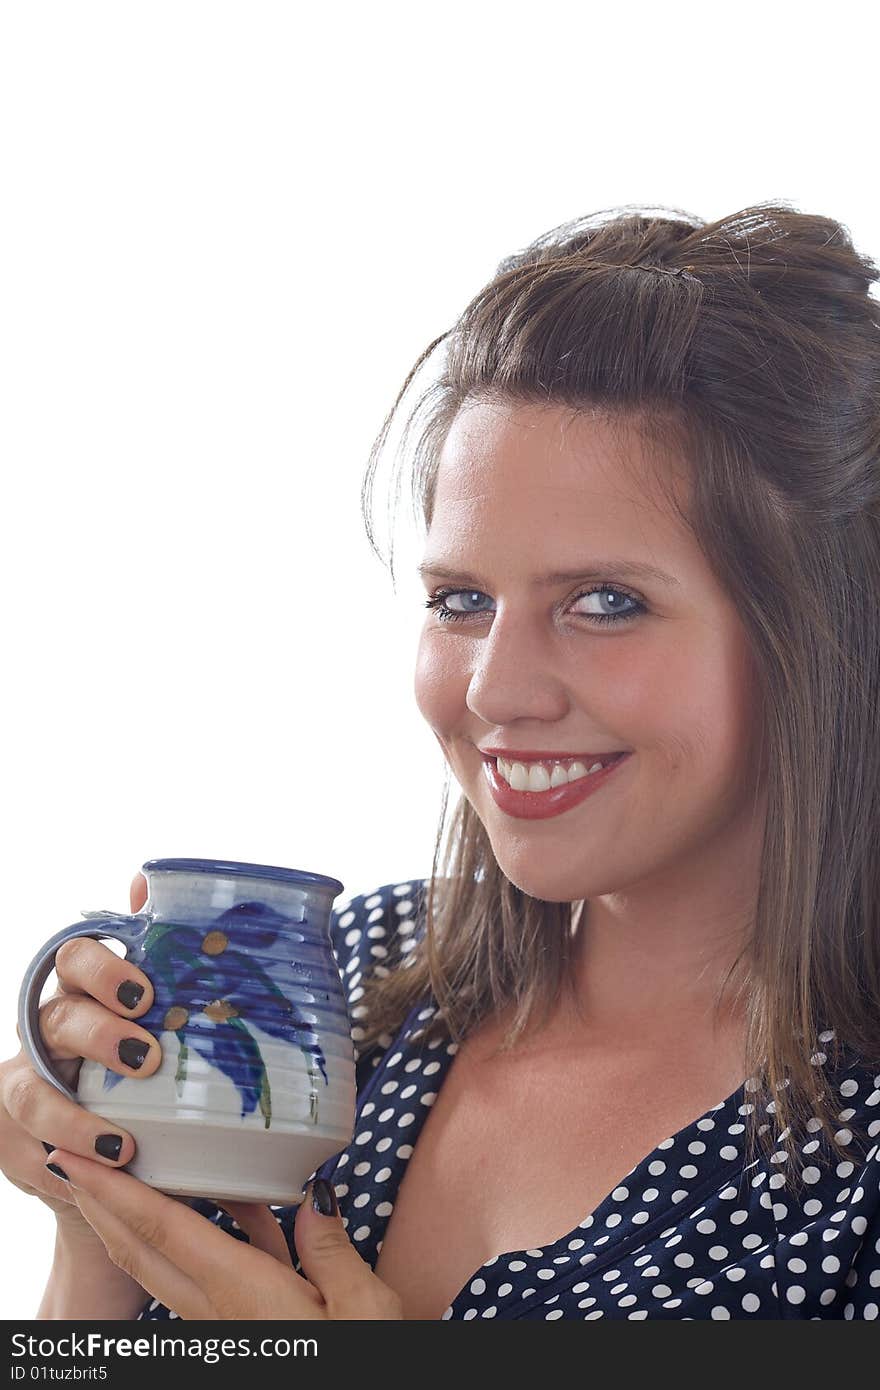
left=485, top=845, right=604, bottom=905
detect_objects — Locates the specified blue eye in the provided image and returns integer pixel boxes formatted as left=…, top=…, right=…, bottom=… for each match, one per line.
left=423, top=585, right=645, bottom=626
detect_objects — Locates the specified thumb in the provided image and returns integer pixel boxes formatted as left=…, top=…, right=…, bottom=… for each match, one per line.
left=294, top=1179, right=405, bottom=1320
left=294, top=1179, right=372, bottom=1309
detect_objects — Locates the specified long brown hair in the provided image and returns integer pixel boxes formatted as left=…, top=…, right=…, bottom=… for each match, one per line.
left=356, top=200, right=880, bottom=1179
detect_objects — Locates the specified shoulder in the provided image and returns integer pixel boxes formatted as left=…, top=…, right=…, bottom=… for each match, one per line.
left=328, top=876, right=429, bottom=1052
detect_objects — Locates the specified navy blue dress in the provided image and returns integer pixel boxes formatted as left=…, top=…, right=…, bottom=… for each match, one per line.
left=138, top=878, right=880, bottom=1320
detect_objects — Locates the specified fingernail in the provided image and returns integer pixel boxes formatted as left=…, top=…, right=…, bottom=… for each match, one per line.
left=94, top=1133, right=124, bottom=1161
left=116, top=980, right=145, bottom=1010
left=311, top=1178, right=338, bottom=1217
left=41, top=1141, right=56, bottom=1155
left=118, top=1037, right=149, bottom=1069
left=46, top=1161, right=69, bottom=1182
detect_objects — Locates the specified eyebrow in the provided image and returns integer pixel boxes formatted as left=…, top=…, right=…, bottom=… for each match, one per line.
left=416, top=559, right=680, bottom=589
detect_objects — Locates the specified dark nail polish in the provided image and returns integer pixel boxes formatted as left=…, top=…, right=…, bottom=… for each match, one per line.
left=41, top=1141, right=56, bottom=1155
left=116, top=980, right=144, bottom=1010
left=46, top=1162, right=69, bottom=1182
left=311, top=1178, right=338, bottom=1217
left=94, top=1133, right=124, bottom=1161
left=118, top=1037, right=149, bottom=1069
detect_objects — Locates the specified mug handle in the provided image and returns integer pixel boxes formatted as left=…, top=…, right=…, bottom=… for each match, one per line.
left=17, top=911, right=149, bottom=1103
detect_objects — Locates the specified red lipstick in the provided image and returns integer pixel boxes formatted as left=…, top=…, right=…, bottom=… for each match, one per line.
left=481, top=752, right=631, bottom=820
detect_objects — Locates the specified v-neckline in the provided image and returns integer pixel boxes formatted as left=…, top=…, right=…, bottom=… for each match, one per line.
left=316, top=997, right=763, bottom=1319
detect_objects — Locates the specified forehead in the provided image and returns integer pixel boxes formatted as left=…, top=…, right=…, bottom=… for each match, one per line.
left=431, top=399, right=689, bottom=531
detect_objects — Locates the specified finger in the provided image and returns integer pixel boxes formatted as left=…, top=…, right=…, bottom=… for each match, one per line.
left=215, top=1201, right=294, bottom=1265
left=2, top=1062, right=137, bottom=1168
left=130, top=873, right=148, bottom=914
left=54, top=936, right=154, bottom=1019
left=48, top=1149, right=319, bottom=1311
left=72, top=1188, right=213, bottom=1319
left=38, top=991, right=161, bottom=1077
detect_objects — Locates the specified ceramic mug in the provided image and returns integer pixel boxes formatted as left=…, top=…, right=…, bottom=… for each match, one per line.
left=17, top=857, right=356, bottom=1206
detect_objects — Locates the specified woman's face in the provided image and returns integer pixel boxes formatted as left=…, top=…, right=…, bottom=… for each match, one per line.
left=414, top=398, right=767, bottom=906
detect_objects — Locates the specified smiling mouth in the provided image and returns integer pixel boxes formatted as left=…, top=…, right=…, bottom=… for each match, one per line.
left=486, top=751, right=627, bottom=792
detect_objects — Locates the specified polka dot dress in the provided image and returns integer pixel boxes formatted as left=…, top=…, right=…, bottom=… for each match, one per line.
left=139, top=879, right=880, bottom=1320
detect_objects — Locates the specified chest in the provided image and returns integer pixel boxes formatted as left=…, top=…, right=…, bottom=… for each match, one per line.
left=372, top=1030, right=747, bottom=1320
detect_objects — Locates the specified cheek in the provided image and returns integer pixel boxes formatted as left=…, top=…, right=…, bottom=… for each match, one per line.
left=657, top=635, right=762, bottom=791
left=413, top=629, right=467, bottom=732
left=611, top=629, right=757, bottom=780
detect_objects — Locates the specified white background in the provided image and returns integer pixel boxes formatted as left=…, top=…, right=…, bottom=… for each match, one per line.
left=1, top=0, right=877, bottom=1320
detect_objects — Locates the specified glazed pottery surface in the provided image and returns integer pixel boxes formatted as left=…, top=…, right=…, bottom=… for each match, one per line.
left=18, top=858, right=355, bottom=1204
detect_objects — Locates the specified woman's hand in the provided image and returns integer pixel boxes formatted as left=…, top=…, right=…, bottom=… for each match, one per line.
left=0, top=873, right=159, bottom=1239
left=44, top=1148, right=405, bottom=1321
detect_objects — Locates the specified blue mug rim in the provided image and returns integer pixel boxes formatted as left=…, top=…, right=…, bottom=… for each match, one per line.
left=141, top=857, right=344, bottom=895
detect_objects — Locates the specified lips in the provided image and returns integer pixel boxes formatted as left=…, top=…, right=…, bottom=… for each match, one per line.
left=480, top=748, right=627, bottom=763
left=481, top=751, right=632, bottom=820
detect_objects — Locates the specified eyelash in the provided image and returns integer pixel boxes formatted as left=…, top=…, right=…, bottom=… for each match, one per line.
left=423, top=584, right=646, bottom=626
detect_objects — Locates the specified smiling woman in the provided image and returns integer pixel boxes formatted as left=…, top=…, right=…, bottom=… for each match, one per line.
left=312, top=199, right=880, bottom=1318
left=12, top=200, right=880, bottom=1323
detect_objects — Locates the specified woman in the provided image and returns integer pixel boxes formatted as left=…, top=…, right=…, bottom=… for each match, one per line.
left=3, top=200, right=879, bottom=1320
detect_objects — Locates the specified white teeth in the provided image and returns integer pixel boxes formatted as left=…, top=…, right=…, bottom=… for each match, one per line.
left=527, top=763, right=551, bottom=792
left=496, top=756, right=613, bottom=791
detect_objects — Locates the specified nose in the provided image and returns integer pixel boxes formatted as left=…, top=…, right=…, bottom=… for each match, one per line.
left=465, top=608, right=570, bottom=727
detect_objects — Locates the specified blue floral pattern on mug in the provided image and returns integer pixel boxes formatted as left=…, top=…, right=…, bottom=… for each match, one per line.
left=103, top=900, right=329, bottom=1126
